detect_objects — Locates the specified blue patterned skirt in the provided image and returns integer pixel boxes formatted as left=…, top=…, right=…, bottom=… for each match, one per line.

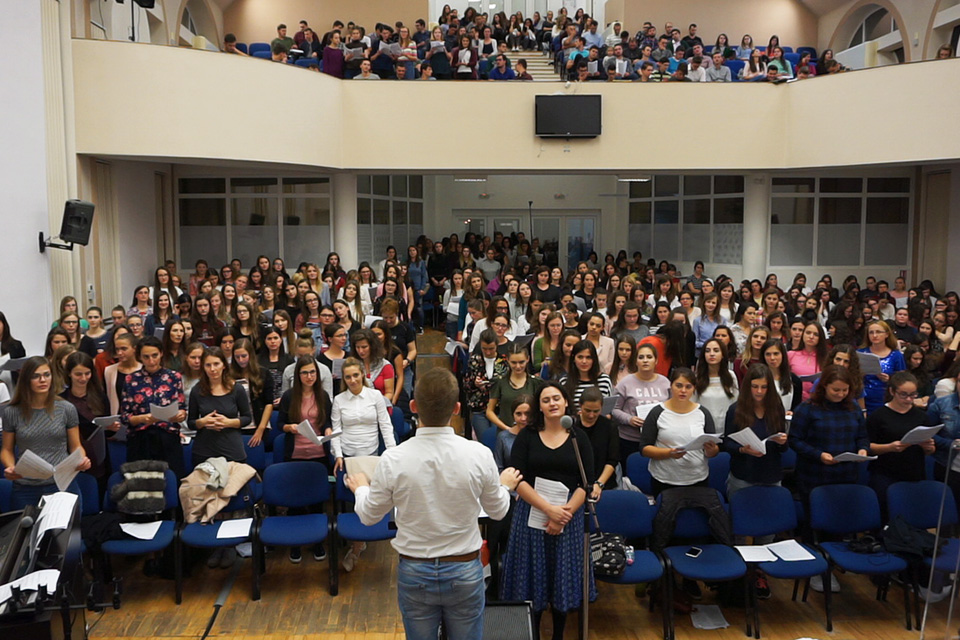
left=499, top=498, right=597, bottom=612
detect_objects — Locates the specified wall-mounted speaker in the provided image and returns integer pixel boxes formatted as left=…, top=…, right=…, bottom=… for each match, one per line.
left=39, top=199, right=95, bottom=253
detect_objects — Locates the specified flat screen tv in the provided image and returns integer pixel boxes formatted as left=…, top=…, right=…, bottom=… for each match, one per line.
left=535, top=95, right=601, bottom=138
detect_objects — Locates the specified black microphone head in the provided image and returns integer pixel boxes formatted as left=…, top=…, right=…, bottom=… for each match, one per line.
left=560, top=415, right=574, bottom=431
left=19, top=516, right=34, bottom=529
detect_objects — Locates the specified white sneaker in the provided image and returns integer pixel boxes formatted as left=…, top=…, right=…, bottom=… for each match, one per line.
left=810, top=575, right=841, bottom=593
left=342, top=549, right=357, bottom=572
left=919, top=584, right=953, bottom=603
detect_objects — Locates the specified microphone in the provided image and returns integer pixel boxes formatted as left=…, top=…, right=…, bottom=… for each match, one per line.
left=560, top=415, right=574, bottom=432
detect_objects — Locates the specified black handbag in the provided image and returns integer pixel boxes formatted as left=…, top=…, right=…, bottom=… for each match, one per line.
left=590, top=531, right=628, bottom=577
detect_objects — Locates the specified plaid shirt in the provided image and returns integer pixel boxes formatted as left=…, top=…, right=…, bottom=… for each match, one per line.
left=120, top=368, right=185, bottom=434
left=789, top=400, right=868, bottom=492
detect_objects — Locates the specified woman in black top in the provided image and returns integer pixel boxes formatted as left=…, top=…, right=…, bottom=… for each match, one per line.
left=500, top=382, right=595, bottom=640
left=258, top=326, right=294, bottom=406
left=188, top=347, right=251, bottom=467
left=575, top=386, right=619, bottom=499
left=867, top=371, right=933, bottom=516
left=0, top=310, right=27, bottom=359
left=60, top=352, right=111, bottom=490
left=231, top=338, right=274, bottom=448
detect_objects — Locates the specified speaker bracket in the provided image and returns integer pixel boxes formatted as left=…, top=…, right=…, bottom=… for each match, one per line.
left=39, top=232, right=74, bottom=253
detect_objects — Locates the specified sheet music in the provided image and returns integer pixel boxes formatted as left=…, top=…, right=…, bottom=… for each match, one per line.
left=216, top=518, right=252, bottom=539
left=0, top=569, right=60, bottom=605
left=53, top=448, right=84, bottom=491
left=13, top=450, right=55, bottom=480
left=84, top=425, right=106, bottom=466
left=601, top=395, right=619, bottom=415
left=832, top=452, right=877, bottom=462
left=120, top=521, right=163, bottom=540
left=679, top=433, right=723, bottom=451
left=296, top=419, right=324, bottom=447
left=93, top=415, right=120, bottom=429
left=34, top=492, right=78, bottom=546
left=735, top=545, right=777, bottom=562
left=635, top=403, right=657, bottom=420
left=331, top=359, right=344, bottom=379
left=527, top=477, right=569, bottom=531
left=765, top=539, right=815, bottom=561
left=150, top=402, right=179, bottom=421
left=900, top=424, right=943, bottom=445
left=345, top=456, right=380, bottom=480
left=587, top=60, right=598, bottom=74
left=856, top=351, right=883, bottom=376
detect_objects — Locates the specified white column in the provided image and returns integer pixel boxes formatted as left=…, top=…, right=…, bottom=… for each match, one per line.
left=742, top=172, right=771, bottom=280
left=332, top=173, right=358, bottom=269
left=946, top=168, right=960, bottom=292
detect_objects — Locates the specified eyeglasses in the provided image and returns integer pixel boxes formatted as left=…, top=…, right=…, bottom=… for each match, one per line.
left=895, top=391, right=918, bottom=400
left=300, top=369, right=318, bottom=376
left=31, top=372, right=53, bottom=380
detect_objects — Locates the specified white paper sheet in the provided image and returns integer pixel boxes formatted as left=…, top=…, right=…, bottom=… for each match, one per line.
left=635, top=403, right=657, bottom=420
left=832, top=452, right=877, bottom=463
left=728, top=429, right=781, bottom=455
left=765, top=539, right=816, bottom=562
left=35, top=492, right=78, bottom=545
left=527, top=477, right=570, bottom=531
left=13, top=450, right=55, bottom=480
left=900, top=424, right=943, bottom=446
left=217, top=517, right=253, bottom=539
left=93, top=415, right=120, bottom=429
left=53, top=448, right=84, bottom=491
left=690, top=604, right=729, bottom=630
left=296, top=419, right=324, bottom=447
left=735, top=545, right=777, bottom=562
left=856, top=351, right=883, bottom=376
left=345, top=456, right=380, bottom=479
left=445, top=300, right=461, bottom=315
left=679, top=433, right=723, bottom=451
left=150, top=402, right=179, bottom=421
left=445, top=340, right=459, bottom=356
left=601, top=395, right=619, bottom=415
left=331, top=359, right=344, bottom=379
left=0, top=569, right=60, bottom=604
left=120, top=521, right=163, bottom=540
left=587, top=60, right=598, bottom=74
left=0, top=356, right=28, bottom=372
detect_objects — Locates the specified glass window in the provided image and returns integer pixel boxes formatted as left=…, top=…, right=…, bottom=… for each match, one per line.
left=653, top=201, right=679, bottom=261
left=629, top=180, right=652, bottom=198
left=357, top=174, right=371, bottom=194
left=713, top=198, right=744, bottom=264
left=178, top=178, right=225, bottom=194
left=391, top=175, right=407, bottom=198
left=372, top=198, right=391, bottom=259
left=179, top=198, right=227, bottom=268
left=231, top=177, right=277, bottom=194
left=372, top=175, right=390, bottom=196
left=770, top=198, right=813, bottom=265
left=714, top=176, right=744, bottom=194
left=820, top=178, right=863, bottom=193
left=283, top=177, right=330, bottom=194
left=682, top=199, right=711, bottom=262
left=771, top=178, right=814, bottom=194
left=867, top=177, right=910, bottom=193
left=654, top=175, right=680, bottom=198
left=357, top=199, right=372, bottom=263
left=231, top=198, right=278, bottom=267
left=818, top=198, right=862, bottom=265
left=864, top=197, right=909, bottom=265
left=409, top=175, right=423, bottom=199
left=684, top=176, right=711, bottom=196
left=283, top=198, right=330, bottom=268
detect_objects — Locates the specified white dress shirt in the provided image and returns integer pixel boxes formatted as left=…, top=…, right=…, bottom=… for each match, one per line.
left=354, top=426, right=511, bottom=558
left=331, top=385, right=395, bottom=459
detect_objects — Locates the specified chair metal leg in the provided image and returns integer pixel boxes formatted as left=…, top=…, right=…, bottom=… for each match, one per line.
left=791, top=579, right=799, bottom=602
left=329, top=524, right=339, bottom=596
left=745, top=566, right=754, bottom=638
left=174, top=531, right=183, bottom=605
left=252, top=539, right=261, bottom=601
left=663, top=559, right=675, bottom=640
left=901, top=573, right=912, bottom=631
left=823, top=570, right=833, bottom=632
left=801, top=578, right=810, bottom=602
left=658, top=579, right=670, bottom=640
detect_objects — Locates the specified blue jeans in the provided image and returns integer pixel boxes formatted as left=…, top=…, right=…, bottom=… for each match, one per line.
left=397, top=557, right=485, bottom=640
left=403, top=364, right=414, bottom=399
left=471, top=413, right=493, bottom=441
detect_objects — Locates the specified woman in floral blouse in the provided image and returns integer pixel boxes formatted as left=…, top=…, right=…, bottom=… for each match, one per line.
left=464, top=329, right=508, bottom=441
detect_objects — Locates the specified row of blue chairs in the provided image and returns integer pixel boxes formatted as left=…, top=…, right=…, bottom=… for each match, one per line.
left=16, top=460, right=397, bottom=605
left=594, top=480, right=948, bottom=638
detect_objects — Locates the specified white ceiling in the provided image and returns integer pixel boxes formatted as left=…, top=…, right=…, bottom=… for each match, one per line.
left=797, top=0, right=851, bottom=17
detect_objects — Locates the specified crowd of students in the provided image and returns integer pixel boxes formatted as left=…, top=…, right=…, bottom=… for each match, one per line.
left=223, top=7, right=956, bottom=82
left=4, top=230, right=960, bottom=634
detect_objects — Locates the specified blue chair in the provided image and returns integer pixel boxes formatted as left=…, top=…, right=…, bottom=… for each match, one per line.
left=626, top=452, right=652, bottom=494
left=784, top=52, right=801, bottom=71
left=236, top=43, right=248, bottom=54
left=703, top=45, right=714, bottom=54
left=708, top=452, right=730, bottom=498
left=809, top=484, right=913, bottom=631
left=724, top=59, right=745, bottom=82
left=334, top=471, right=394, bottom=580
left=257, top=462, right=336, bottom=597
left=74, top=472, right=101, bottom=517
left=183, top=440, right=194, bottom=476
left=272, top=433, right=287, bottom=465
left=660, top=490, right=748, bottom=638
left=797, top=46, right=818, bottom=61
left=252, top=51, right=272, bottom=60
left=0, top=478, right=11, bottom=512
left=242, top=435, right=267, bottom=473
left=176, top=477, right=262, bottom=604
left=295, top=58, right=319, bottom=69
left=101, top=469, right=179, bottom=600
left=265, top=410, right=280, bottom=451
left=480, top=426, right=498, bottom=452
left=391, top=407, right=410, bottom=442
left=730, top=486, right=829, bottom=636
left=593, top=491, right=668, bottom=639
left=781, top=46, right=794, bottom=54
left=248, top=42, right=270, bottom=57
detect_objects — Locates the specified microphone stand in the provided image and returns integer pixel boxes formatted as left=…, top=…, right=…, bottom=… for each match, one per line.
left=569, top=424, right=598, bottom=640
left=921, top=439, right=960, bottom=639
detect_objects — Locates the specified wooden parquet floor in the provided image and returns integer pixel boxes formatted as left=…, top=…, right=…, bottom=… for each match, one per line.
left=89, top=540, right=960, bottom=639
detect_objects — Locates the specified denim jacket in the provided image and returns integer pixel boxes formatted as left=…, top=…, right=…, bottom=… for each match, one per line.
left=928, top=392, right=960, bottom=468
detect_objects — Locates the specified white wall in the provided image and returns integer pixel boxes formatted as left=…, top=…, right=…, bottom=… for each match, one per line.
left=1, top=2, right=54, bottom=354
left=113, top=161, right=165, bottom=301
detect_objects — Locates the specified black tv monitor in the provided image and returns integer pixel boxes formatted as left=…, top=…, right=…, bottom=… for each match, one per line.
left=535, top=95, right=602, bottom=138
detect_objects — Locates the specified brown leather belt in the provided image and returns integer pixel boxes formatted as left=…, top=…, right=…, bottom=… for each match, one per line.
left=400, top=550, right=480, bottom=563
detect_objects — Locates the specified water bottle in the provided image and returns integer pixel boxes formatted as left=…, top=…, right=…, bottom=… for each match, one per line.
left=625, top=545, right=635, bottom=565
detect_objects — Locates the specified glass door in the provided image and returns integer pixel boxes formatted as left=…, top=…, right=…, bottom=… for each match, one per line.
left=566, top=217, right=596, bottom=273
left=492, top=217, right=521, bottom=238
left=532, top=215, right=598, bottom=273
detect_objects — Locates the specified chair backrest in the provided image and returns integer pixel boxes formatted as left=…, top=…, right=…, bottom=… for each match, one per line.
left=335, top=470, right=355, bottom=504
left=295, top=58, right=318, bottom=68
left=888, top=480, right=959, bottom=530
left=74, top=472, right=101, bottom=516
left=781, top=46, right=794, bottom=54
left=797, top=46, right=818, bottom=60
left=236, top=43, right=248, bottom=54
left=703, top=45, right=714, bottom=54
left=0, top=478, right=12, bottom=512
left=730, top=485, right=797, bottom=537
left=708, top=452, right=730, bottom=498
left=595, top=490, right=655, bottom=538
left=108, top=440, right=127, bottom=473
left=248, top=42, right=270, bottom=56
left=272, top=433, right=286, bottom=465
left=480, top=427, right=498, bottom=452
left=104, top=469, right=179, bottom=512
left=252, top=51, right=272, bottom=60
left=784, top=52, right=801, bottom=69
left=242, top=435, right=267, bottom=472
left=183, top=440, right=194, bottom=475
left=263, top=461, right=331, bottom=507
left=724, top=59, right=745, bottom=82
left=625, top=452, right=652, bottom=494
left=809, top=484, right=880, bottom=535
left=659, top=489, right=727, bottom=539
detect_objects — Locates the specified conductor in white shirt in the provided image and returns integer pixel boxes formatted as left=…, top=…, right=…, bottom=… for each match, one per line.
left=347, top=368, right=522, bottom=640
